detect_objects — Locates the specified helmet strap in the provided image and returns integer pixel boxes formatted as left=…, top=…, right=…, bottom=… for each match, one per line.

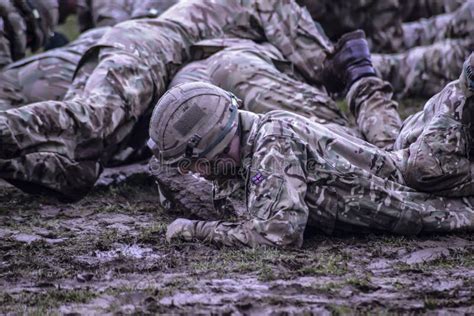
left=466, top=64, right=474, bottom=92
left=185, top=134, right=202, bottom=158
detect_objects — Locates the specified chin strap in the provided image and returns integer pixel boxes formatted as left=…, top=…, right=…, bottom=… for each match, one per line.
left=466, top=63, right=474, bottom=92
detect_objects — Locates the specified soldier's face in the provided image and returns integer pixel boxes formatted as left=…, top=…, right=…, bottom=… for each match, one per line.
left=178, top=134, right=241, bottom=180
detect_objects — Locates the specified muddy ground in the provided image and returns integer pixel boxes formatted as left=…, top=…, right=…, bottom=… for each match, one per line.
left=0, top=96, right=472, bottom=315
left=0, top=164, right=473, bottom=315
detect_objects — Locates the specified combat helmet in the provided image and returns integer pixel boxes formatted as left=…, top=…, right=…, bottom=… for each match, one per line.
left=148, top=82, right=239, bottom=165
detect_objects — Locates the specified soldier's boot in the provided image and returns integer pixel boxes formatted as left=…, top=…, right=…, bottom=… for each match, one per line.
left=325, top=30, right=401, bottom=148
left=323, top=30, right=377, bottom=94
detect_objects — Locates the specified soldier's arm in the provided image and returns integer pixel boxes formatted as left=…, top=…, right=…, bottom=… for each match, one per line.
left=168, top=136, right=309, bottom=248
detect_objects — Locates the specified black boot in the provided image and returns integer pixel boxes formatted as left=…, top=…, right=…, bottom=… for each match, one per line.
left=323, top=30, right=376, bottom=94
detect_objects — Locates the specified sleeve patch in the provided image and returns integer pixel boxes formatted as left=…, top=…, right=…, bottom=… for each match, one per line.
left=251, top=172, right=265, bottom=185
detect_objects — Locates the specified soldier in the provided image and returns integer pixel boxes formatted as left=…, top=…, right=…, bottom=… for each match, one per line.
left=373, top=0, right=474, bottom=98
left=296, top=0, right=466, bottom=53
left=297, top=0, right=473, bottom=98
left=0, top=0, right=58, bottom=69
left=0, top=0, right=335, bottom=200
left=149, top=35, right=474, bottom=247
left=0, top=0, right=178, bottom=111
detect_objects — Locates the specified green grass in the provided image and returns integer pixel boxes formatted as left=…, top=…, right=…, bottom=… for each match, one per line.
left=1, top=289, right=97, bottom=311
left=296, top=253, right=348, bottom=276
left=187, top=246, right=350, bottom=280
left=56, top=15, right=80, bottom=41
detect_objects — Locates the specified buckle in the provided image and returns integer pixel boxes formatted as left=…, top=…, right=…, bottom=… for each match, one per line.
left=185, top=134, right=202, bottom=158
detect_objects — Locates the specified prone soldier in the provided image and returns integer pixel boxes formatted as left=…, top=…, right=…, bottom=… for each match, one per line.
left=372, top=0, right=474, bottom=98
left=150, top=36, right=402, bottom=218
left=296, top=0, right=466, bottom=53
left=147, top=34, right=474, bottom=247
left=297, top=0, right=474, bottom=98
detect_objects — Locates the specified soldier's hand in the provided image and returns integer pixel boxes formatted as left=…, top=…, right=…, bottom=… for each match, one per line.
left=166, top=218, right=194, bottom=242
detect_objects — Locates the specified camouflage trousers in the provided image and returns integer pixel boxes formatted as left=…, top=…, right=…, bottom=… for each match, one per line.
left=373, top=0, right=474, bottom=98
left=172, top=39, right=402, bottom=149
left=298, top=0, right=473, bottom=98
left=348, top=75, right=474, bottom=200
left=0, top=28, right=107, bottom=111
left=373, top=39, right=473, bottom=99
left=371, top=0, right=472, bottom=53
left=398, top=0, right=474, bottom=51
left=297, top=0, right=466, bottom=53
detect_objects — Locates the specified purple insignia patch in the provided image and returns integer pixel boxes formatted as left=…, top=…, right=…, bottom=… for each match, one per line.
left=251, top=172, right=265, bottom=185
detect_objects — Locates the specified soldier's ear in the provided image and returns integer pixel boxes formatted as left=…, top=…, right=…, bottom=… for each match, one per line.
left=236, top=98, right=243, bottom=109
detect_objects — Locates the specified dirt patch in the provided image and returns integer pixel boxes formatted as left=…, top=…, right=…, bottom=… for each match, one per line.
left=0, top=173, right=473, bottom=314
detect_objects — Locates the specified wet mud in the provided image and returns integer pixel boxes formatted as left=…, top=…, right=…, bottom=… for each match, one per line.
left=0, top=168, right=473, bottom=315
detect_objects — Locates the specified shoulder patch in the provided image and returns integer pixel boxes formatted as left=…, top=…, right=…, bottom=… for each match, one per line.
left=251, top=172, right=265, bottom=185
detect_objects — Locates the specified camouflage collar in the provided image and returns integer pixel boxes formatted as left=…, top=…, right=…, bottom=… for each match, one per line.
left=238, top=111, right=262, bottom=170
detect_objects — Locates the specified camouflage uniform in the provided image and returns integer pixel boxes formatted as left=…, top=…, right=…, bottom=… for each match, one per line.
left=296, top=0, right=465, bottom=52
left=373, top=0, right=474, bottom=98
left=0, top=0, right=59, bottom=69
left=170, top=72, right=474, bottom=248
left=172, top=39, right=351, bottom=129
left=0, top=27, right=107, bottom=111
left=298, top=0, right=472, bottom=98
left=0, top=1, right=178, bottom=110
left=158, top=38, right=400, bottom=218
left=0, top=0, right=334, bottom=200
